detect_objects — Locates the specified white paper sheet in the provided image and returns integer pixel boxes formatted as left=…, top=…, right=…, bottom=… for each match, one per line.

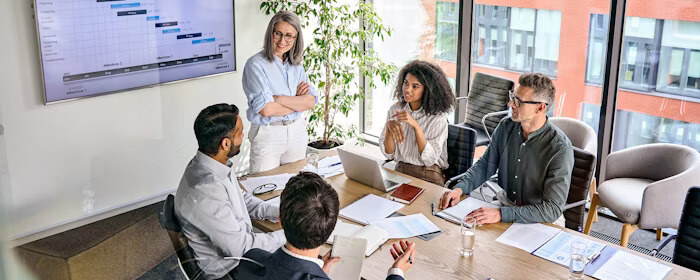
left=339, top=194, right=404, bottom=225
left=370, top=214, right=441, bottom=238
left=436, top=197, right=499, bottom=223
left=302, top=155, right=345, bottom=178
left=495, top=223, right=561, bottom=253
left=533, top=231, right=606, bottom=267
left=329, top=235, right=367, bottom=280
left=239, top=173, right=295, bottom=193
left=592, top=250, right=672, bottom=280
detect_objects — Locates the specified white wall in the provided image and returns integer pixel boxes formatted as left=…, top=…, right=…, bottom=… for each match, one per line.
left=0, top=0, right=273, bottom=244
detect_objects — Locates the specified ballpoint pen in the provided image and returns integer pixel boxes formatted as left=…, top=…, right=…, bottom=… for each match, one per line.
left=431, top=203, right=435, bottom=216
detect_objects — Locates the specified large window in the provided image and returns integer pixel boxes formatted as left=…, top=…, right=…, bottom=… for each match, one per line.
left=364, top=0, right=458, bottom=137
left=610, top=1, right=700, bottom=152
left=472, top=5, right=561, bottom=77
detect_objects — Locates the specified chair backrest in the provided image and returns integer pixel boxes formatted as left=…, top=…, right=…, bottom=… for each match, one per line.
left=444, top=124, right=477, bottom=182
left=673, top=186, right=700, bottom=272
left=464, top=72, right=514, bottom=134
left=563, top=147, right=596, bottom=231
left=159, top=194, right=204, bottom=280
left=549, top=117, right=597, bottom=155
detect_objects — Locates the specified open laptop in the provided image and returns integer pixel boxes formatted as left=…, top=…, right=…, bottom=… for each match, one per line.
left=337, top=148, right=412, bottom=192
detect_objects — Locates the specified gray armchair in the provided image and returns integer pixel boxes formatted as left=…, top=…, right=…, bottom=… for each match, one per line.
left=584, top=143, right=700, bottom=247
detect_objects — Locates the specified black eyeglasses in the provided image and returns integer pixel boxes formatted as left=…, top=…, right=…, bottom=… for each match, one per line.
left=508, top=90, right=548, bottom=108
left=253, top=183, right=277, bottom=195
left=273, top=30, right=297, bottom=42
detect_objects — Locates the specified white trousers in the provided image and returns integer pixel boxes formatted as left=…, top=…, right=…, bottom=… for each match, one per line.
left=248, top=119, right=308, bottom=174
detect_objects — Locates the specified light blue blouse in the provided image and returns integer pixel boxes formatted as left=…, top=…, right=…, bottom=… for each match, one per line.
left=242, top=51, right=318, bottom=125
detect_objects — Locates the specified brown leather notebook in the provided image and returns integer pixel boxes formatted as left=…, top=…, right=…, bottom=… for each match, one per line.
left=388, top=184, right=425, bottom=204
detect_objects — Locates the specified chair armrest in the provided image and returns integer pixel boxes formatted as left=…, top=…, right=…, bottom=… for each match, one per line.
left=639, top=165, right=700, bottom=228
left=563, top=200, right=587, bottom=211
left=650, top=234, right=677, bottom=257
left=481, top=110, right=509, bottom=139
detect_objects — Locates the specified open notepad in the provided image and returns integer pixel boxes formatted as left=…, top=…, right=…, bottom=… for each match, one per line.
left=326, top=220, right=389, bottom=256
left=435, top=197, right=499, bottom=224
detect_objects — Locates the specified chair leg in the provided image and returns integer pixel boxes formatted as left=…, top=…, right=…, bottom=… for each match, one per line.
left=620, top=224, right=638, bottom=248
left=656, top=228, right=663, bottom=241
left=584, top=194, right=600, bottom=235
left=590, top=178, right=598, bottom=222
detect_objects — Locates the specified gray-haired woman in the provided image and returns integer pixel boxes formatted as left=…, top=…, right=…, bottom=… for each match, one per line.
left=242, top=11, right=317, bottom=174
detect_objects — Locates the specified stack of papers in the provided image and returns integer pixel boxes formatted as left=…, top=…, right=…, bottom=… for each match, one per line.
left=436, top=197, right=499, bottom=224
left=302, top=155, right=345, bottom=178
left=495, top=223, right=562, bottom=253
left=533, top=231, right=606, bottom=266
left=370, top=214, right=441, bottom=239
left=339, top=194, right=404, bottom=225
left=239, top=173, right=295, bottom=193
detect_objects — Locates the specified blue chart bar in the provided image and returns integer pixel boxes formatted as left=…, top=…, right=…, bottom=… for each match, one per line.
left=146, top=16, right=160, bottom=21
left=111, top=3, right=141, bottom=9
left=162, top=28, right=181, bottom=34
left=192, top=38, right=216, bottom=44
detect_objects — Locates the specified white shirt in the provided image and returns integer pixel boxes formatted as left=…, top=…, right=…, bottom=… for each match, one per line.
left=379, top=102, right=450, bottom=169
left=174, top=151, right=285, bottom=279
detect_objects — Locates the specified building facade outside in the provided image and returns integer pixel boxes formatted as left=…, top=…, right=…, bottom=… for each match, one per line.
left=367, top=0, right=699, bottom=152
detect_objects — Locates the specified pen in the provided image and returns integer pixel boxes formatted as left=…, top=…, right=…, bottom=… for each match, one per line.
left=408, top=255, right=413, bottom=264
left=588, top=252, right=601, bottom=263
left=431, top=203, right=435, bottom=216
left=329, top=162, right=342, bottom=167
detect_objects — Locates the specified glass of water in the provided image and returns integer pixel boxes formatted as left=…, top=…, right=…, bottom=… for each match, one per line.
left=460, top=218, right=476, bottom=257
left=569, top=241, right=588, bottom=280
left=306, top=152, right=319, bottom=173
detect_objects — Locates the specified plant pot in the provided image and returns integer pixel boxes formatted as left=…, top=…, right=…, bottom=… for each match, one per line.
left=307, top=139, right=344, bottom=154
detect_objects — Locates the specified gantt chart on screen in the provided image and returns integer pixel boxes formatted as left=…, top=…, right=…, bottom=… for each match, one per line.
left=35, top=0, right=236, bottom=102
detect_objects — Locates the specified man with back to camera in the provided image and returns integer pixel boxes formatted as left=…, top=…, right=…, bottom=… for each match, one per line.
left=440, top=73, right=574, bottom=226
left=237, top=172, right=415, bottom=280
left=174, top=103, right=285, bottom=279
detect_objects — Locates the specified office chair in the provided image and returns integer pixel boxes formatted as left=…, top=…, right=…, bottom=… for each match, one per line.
left=650, top=186, right=700, bottom=272
left=456, top=72, right=514, bottom=147
left=158, top=194, right=205, bottom=280
left=562, top=147, right=596, bottom=231
left=443, top=123, right=477, bottom=188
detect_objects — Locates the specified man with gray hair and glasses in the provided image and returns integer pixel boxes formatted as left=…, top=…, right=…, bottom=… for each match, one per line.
left=439, top=73, right=574, bottom=227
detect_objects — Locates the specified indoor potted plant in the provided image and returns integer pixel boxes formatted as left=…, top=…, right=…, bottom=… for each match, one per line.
left=260, top=0, right=396, bottom=152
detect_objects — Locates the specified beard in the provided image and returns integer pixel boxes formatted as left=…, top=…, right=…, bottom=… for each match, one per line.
left=227, top=145, right=241, bottom=158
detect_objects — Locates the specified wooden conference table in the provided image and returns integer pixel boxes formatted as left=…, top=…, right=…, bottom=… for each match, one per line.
left=243, top=151, right=698, bottom=280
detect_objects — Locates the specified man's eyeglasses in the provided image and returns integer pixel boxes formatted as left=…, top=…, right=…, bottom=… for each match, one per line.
left=253, top=183, right=277, bottom=195
left=508, top=90, right=548, bottom=108
left=273, top=30, right=297, bottom=43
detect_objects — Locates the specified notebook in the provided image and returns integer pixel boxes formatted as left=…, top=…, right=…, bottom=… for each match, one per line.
left=327, top=222, right=389, bottom=256
left=388, top=184, right=425, bottom=204
left=435, top=197, right=499, bottom=224
left=330, top=235, right=366, bottom=280
left=339, top=194, right=404, bottom=225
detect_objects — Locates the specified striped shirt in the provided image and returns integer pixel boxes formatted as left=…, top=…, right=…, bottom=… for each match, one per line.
left=379, top=102, right=449, bottom=169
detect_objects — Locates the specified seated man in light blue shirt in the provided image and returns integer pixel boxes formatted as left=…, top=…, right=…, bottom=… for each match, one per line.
left=174, top=104, right=285, bottom=279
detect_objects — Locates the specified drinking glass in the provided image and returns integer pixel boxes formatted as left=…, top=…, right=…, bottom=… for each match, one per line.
left=460, top=218, right=476, bottom=257
left=569, top=241, right=588, bottom=280
left=306, top=153, right=319, bottom=173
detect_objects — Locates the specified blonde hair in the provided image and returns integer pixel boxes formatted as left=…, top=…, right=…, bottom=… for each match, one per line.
left=263, top=11, right=304, bottom=65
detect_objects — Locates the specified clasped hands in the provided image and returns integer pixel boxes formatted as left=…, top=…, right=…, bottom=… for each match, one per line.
left=386, top=111, right=418, bottom=143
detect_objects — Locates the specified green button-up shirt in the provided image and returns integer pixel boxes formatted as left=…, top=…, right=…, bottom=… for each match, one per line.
left=456, top=117, right=574, bottom=223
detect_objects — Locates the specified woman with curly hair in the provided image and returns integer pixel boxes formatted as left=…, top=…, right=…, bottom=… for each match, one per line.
left=379, top=60, right=456, bottom=185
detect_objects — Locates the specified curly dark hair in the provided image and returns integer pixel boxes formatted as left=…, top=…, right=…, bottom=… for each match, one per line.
left=393, top=60, right=456, bottom=115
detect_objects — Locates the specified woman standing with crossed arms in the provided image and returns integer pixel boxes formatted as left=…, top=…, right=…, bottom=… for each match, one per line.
left=243, top=11, right=317, bottom=174
left=380, top=60, right=456, bottom=185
